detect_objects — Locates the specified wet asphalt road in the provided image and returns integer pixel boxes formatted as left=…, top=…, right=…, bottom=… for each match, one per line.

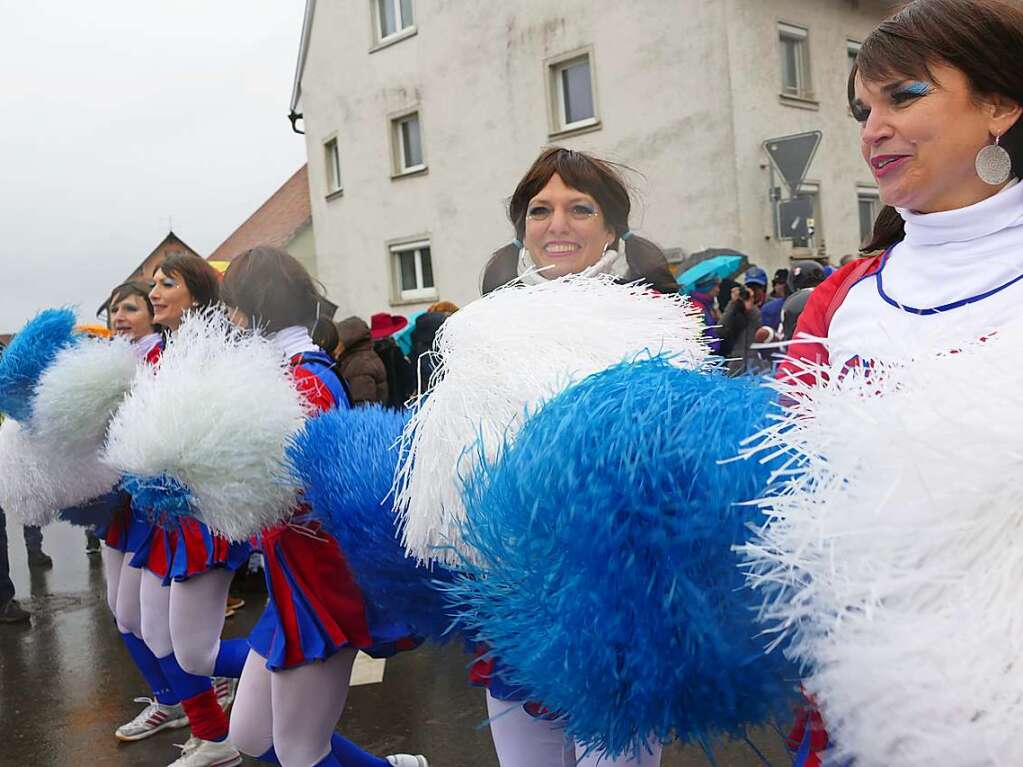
left=0, top=519, right=791, bottom=767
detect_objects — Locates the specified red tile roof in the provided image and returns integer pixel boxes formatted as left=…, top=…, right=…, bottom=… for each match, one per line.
left=208, top=164, right=312, bottom=263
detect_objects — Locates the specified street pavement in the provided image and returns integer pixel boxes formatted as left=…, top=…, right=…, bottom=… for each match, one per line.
left=0, top=519, right=792, bottom=766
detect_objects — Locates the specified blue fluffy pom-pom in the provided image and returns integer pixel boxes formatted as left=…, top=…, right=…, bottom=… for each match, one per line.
left=57, top=491, right=123, bottom=528
left=287, top=405, right=455, bottom=642
left=121, top=473, right=196, bottom=528
left=0, top=308, right=78, bottom=422
left=448, top=358, right=796, bottom=757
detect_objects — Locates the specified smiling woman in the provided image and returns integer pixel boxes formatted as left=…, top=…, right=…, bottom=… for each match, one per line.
left=848, top=0, right=1023, bottom=250
left=481, top=147, right=677, bottom=295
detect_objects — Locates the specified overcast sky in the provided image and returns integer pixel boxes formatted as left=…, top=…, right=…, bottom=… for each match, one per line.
left=0, top=0, right=308, bottom=332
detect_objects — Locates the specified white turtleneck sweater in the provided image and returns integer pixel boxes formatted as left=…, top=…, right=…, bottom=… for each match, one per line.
left=271, top=325, right=319, bottom=360
left=828, top=180, right=1023, bottom=366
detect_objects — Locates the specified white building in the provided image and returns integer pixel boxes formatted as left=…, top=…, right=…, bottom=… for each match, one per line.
left=291, top=0, right=893, bottom=317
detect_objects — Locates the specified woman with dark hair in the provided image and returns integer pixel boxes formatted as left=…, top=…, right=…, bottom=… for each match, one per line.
left=475, top=147, right=668, bottom=767
left=98, top=279, right=199, bottom=747
left=785, top=0, right=1023, bottom=376
left=779, top=2, right=1023, bottom=763
left=130, top=253, right=250, bottom=767
left=221, top=246, right=426, bottom=767
left=481, top=147, right=678, bottom=296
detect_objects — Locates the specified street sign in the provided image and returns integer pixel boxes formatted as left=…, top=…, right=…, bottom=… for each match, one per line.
left=776, top=196, right=814, bottom=241
left=763, top=130, right=822, bottom=197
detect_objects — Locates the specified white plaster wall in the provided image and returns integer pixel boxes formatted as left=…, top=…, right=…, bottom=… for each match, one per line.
left=300, top=0, right=890, bottom=319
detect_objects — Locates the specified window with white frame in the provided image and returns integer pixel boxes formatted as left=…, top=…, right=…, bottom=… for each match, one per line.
left=391, top=112, right=425, bottom=175
left=376, top=0, right=414, bottom=41
left=847, top=39, right=862, bottom=75
left=391, top=240, right=436, bottom=302
left=550, top=53, right=597, bottom=133
left=779, top=23, right=813, bottom=99
left=324, top=138, right=342, bottom=194
left=857, top=187, right=881, bottom=245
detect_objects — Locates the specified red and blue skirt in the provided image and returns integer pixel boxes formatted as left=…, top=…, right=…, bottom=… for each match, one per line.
left=249, top=517, right=421, bottom=670
left=130, top=517, right=252, bottom=585
left=469, top=643, right=557, bottom=719
left=95, top=493, right=151, bottom=554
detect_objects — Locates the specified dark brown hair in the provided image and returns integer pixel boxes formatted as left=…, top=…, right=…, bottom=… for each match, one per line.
left=851, top=0, right=1023, bottom=251
left=157, top=252, right=220, bottom=309
left=221, top=246, right=324, bottom=332
left=311, top=315, right=340, bottom=357
left=107, top=279, right=156, bottom=329
left=482, top=147, right=678, bottom=294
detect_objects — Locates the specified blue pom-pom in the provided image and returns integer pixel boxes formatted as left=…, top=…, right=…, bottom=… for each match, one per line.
left=0, top=308, right=78, bottom=422
left=121, top=473, right=196, bottom=528
left=449, top=358, right=796, bottom=757
left=288, top=405, right=455, bottom=642
left=58, top=491, right=123, bottom=528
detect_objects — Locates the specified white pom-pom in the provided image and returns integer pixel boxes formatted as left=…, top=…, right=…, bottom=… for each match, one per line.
left=103, top=309, right=307, bottom=540
left=0, top=418, right=119, bottom=527
left=30, top=335, right=137, bottom=456
left=741, top=322, right=1023, bottom=767
left=394, top=275, right=709, bottom=566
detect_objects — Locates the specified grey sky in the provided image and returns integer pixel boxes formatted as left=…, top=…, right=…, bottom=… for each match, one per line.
left=0, top=0, right=307, bottom=332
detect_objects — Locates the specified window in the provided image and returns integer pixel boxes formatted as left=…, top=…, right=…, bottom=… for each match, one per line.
left=391, top=112, right=425, bottom=175
left=324, top=138, right=342, bottom=195
left=390, top=240, right=436, bottom=302
left=779, top=23, right=813, bottom=99
left=376, top=0, right=413, bottom=41
left=857, top=187, right=881, bottom=246
left=847, top=39, right=862, bottom=75
left=549, top=52, right=598, bottom=134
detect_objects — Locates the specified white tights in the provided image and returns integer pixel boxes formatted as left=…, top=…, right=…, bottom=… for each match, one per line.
left=102, top=545, right=146, bottom=637
left=485, top=692, right=663, bottom=767
left=139, top=567, right=233, bottom=670
left=229, top=647, right=357, bottom=767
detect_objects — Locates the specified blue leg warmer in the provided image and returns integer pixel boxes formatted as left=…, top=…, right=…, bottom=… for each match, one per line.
left=213, top=638, right=250, bottom=679
left=121, top=632, right=178, bottom=705
left=331, top=733, right=390, bottom=767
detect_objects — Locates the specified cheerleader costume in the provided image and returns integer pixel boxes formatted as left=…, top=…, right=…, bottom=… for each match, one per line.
left=230, top=341, right=421, bottom=767
left=778, top=179, right=1023, bottom=766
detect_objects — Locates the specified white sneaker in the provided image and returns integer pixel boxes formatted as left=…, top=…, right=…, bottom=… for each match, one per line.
left=115, top=697, right=189, bottom=741
left=213, top=676, right=238, bottom=710
left=166, top=736, right=242, bottom=767
left=386, top=756, right=429, bottom=767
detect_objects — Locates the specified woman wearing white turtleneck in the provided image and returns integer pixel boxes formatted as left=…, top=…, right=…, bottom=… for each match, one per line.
left=781, top=4, right=1023, bottom=384
left=778, top=2, right=1023, bottom=764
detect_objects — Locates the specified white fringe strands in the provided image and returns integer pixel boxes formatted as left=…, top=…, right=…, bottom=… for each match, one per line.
left=30, top=335, right=137, bottom=457
left=103, top=309, right=308, bottom=540
left=739, top=324, right=1023, bottom=767
left=0, top=418, right=119, bottom=527
left=394, top=275, right=709, bottom=566
left=0, top=335, right=137, bottom=527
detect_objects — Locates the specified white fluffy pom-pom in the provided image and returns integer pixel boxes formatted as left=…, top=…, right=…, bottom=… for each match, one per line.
left=103, top=309, right=307, bottom=540
left=0, top=418, right=119, bottom=527
left=740, top=322, right=1023, bottom=767
left=30, top=335, right=137, bottom=456
left=394, top=275, right=708, bottom=566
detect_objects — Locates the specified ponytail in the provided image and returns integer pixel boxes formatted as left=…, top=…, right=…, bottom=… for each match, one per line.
left=862, top=205, right=905, bottom=253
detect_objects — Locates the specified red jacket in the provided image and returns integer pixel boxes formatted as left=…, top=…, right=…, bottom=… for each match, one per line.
left=777, top=254, right=884, bottom=386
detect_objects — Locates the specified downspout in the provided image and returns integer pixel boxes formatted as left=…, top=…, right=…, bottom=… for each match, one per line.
left=289, top=0, right=317, bottom=135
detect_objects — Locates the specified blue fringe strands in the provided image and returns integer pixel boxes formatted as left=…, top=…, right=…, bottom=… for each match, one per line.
left=121, top=473, right=196, bottom=528
left=287, top=405, right=455, bottom=643
left=0, top=308, right=78, bottom=422
left=449, top=358, right=796, bottom=758
left=57, top=491, right=123, bottom=529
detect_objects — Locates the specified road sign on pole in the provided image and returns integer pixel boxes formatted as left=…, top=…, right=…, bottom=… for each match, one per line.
left=763, top=131, right=822, bottom=197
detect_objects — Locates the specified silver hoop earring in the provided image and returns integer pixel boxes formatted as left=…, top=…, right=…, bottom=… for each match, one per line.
left=976, top=134, right=1013, bottom=185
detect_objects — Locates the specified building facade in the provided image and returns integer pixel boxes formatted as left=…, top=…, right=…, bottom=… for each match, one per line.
left=293, top=0, right=893, bottom=318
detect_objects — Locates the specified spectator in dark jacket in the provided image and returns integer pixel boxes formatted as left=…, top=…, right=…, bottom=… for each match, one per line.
left=781, top=260, right=827, bottom=342
left=410, top=304, right=457, bottom=394
left=335, top=316, right=388, bottom=406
